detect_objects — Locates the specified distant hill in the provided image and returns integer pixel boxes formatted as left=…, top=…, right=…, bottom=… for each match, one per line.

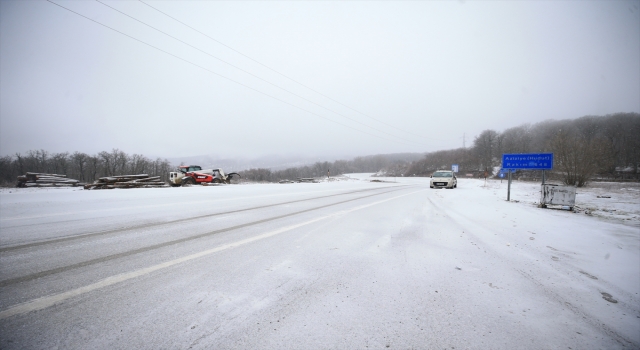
left=237, top=152, right=426, bottom=182
left=167, top=153, right=425, bottom=173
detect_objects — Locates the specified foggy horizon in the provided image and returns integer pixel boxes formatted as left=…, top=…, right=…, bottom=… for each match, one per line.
left=1, top=1, right=639, bottom=160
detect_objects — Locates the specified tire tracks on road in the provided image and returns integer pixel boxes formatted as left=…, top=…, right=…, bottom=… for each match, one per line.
left=0, top=186, right=407, bottom=253
left=0, top=187, right=427, bottom=320
left=0, top=187, right=412, bottom=289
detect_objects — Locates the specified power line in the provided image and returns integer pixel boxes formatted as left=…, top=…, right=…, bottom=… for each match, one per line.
left=138, top=0, right=435, bottom=142
left=46, top=0, right=425, bottom=149
left=95, top=0, right=427, bottom=147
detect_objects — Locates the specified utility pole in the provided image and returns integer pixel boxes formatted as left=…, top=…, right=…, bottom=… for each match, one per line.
left=462, top=133, right=466, bottom=171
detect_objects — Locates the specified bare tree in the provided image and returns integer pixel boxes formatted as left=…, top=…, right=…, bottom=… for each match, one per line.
left=23, top=149, right=49, bottom=173
left=86, top=155, right=101, bottom=181
left=50, top=152, right=69, bottom=175
left=98, top=151, right=115, bottom=176
left=473, top=130, right=499, bottom=171
left=500, top=124, right=532, bottom=154
left=128, top=154, right=149, bottom=175
left=113, top=149, right=128, bottom=175
left=14, top=153, right=24, bottom=176
left=0, top=156, right=16, bottom=185
left=550, top=129, right=607, bottom=187
left=71, top=152, right=88, bottom=181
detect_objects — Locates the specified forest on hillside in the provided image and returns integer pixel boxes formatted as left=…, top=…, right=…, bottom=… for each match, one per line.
left=240, top=113, right=639, bottom=186
left=1, top=113, right=638, bottom=187
left=400, top=112, right=640, bottom=186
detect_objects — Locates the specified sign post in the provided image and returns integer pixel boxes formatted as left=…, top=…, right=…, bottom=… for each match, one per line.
left=451, top=164, right=459, bottom=173
left=507, top=169, right=512, bottom=201
left=502, top=153, right=553, bottom=201
left=499, top=168, right=509, bottom=183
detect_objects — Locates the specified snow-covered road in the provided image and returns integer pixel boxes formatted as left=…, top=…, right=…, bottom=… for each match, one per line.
left=0, top=176, right=638, bottom=349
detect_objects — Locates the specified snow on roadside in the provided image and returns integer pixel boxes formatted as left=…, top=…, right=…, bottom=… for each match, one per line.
left=473, top=179, right=640, bottom=227
left=349, top=173, right=640, bottom=227
left=575, top=182, right=640, bottom=225
left=1, top=175, right=638, bottom=228
left=0, top=173, right=638, bottom=347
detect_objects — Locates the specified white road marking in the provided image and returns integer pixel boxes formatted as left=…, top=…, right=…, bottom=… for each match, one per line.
left=0, top=188, right=425, bottom=320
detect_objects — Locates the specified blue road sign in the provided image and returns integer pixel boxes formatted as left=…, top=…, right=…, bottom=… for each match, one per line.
left=502, top=153, right=553, bottom=170
left=452, top=164, right=459, bottom=173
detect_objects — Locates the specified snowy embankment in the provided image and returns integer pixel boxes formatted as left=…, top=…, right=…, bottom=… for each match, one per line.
left=0, top=174, right=638, bottom=349
left=347, top=174, right=640, bottom=225
left=351, top=174, right=640, bottom=345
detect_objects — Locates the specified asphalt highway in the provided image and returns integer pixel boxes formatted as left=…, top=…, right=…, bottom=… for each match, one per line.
left=0, top=180, right=637, bottom=349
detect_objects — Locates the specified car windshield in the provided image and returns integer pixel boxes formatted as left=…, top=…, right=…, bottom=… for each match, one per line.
left=433, top=172, right=452, bottom=178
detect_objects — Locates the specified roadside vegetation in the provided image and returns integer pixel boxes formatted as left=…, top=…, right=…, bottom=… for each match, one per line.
left=242, top=113, right=639, bottom=186
left=0, top=149, right=172, bottom=186
left=402, top=112, right=639, bottom=187
left=1, top=113, right=638, bottom=187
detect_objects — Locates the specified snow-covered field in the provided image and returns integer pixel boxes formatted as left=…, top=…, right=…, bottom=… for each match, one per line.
left=0, top=175, right=638, bottom=349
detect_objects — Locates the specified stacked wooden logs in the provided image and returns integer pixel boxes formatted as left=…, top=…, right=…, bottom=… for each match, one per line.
left=16, top=173, right=81, bottom=187
left=84, top=174, right=168, bottom=190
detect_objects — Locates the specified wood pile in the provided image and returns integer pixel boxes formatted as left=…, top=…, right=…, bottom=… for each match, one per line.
left=84, top=174, right=169, bottom=190
left=16, top=173, right=81, bottom=187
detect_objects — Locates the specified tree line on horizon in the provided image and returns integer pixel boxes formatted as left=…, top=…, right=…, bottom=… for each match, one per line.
left=399, top=112, right=639, bottom=186
left=0, top=149, right=172, bottom=185
left=1, top=113, right=637, bottom=187
left=239, top=153, right=423, bottom=183
left=241, top=113, right=640, bottom=186
left=0, top=148, right=419, bottom=186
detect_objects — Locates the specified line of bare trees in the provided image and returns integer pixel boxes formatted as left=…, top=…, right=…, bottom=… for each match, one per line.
left=2, top=113, right=636, bottom=187
left=240, top=153, right=422, bottom=183
left=403, top=113, right=640, bottom=186
left=0, top=149, right=173, bottom=186
left=234, top=113, right=640, bottom=186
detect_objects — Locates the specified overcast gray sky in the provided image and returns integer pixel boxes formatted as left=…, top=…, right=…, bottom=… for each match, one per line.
left=1, top=0, right=639, bottom=160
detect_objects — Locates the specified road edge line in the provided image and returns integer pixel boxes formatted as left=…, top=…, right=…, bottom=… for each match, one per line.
left=0, top=188, right=425, bottom=320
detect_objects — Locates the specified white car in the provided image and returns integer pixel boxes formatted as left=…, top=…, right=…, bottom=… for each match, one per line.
left=430, top=170, right=457, bottom=189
